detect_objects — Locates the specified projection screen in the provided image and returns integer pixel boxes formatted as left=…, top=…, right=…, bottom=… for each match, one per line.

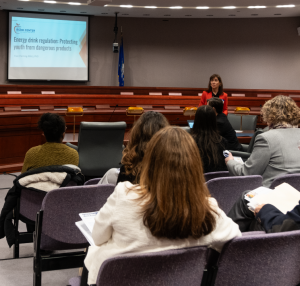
left=8, top=12, right=89, bottom=81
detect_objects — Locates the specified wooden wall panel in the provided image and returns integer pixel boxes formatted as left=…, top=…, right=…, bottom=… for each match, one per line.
left=0, top=86, right=298, bottom=172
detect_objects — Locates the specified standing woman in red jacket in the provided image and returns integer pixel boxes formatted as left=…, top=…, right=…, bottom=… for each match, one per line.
left=199, top=74, right=228, bottom=115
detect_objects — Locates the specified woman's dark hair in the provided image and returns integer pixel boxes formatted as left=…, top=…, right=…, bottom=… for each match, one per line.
left=190, top=105, right=225, bottom=166
left=135, top=126, right=217, bottom=239
left=207, top=97, right=224, bottom=114
left=38, top=113, right=66, bottom=142
left=207, top=74, right=224, bottom=95
left=121, top=111, right=169, bottom=183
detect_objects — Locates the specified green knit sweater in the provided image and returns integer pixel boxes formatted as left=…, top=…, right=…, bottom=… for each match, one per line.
left=21, top=142, right=79, bottom=173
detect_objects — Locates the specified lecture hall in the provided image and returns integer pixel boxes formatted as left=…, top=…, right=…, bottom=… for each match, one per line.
left=0, top=0, right=300, bottom=285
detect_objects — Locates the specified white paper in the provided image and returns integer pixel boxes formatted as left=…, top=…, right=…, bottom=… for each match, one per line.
left=235, top=130, right=243, bottom=133
left=79, top=211, right=98, bottom=233
left=75, top=221, right=95, bottom=246
left=244, top=187, right=273, bottom=202
left=247, top=183, right=300, bottom=214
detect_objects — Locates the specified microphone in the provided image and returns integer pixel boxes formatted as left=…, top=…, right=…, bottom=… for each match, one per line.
left=108, top=104, right=118, bottom=122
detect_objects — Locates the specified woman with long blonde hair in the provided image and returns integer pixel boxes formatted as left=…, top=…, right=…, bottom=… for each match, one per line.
left=85, top=127, right=241, bottom=285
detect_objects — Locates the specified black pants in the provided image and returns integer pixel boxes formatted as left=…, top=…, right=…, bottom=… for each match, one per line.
left=227, top=191, right=265, bottom=232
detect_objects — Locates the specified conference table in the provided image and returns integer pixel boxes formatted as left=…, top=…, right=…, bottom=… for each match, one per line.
left=63, top=130, right=254, bottom=146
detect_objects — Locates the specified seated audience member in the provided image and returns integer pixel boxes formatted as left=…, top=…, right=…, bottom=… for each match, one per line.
left=253, top=202, right=300, bottom=233
left=226, top=95, right=300, bottom=232
left=225, top=95, right=300, bottom=188
left=83, top=127, right=241, bottom=285
left=22, top=113, right=79, bottom=173
left=190, top=105, right=228, bottom=173
left=207, top=97, right=243, bottom=151
left=98, top=111, right=169, bottom=185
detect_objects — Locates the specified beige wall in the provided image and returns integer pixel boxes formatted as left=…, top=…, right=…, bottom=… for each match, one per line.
left=1, top=11, right=300, bottom=89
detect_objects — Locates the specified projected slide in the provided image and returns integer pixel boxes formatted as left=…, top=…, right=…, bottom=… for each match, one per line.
left=8, top=12, right=89, bottom=81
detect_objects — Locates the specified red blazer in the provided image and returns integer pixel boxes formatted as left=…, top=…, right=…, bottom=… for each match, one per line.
left=199, top=91, right=228, bottom=115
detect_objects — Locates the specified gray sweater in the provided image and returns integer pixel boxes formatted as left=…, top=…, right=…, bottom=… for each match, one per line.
left=227, top=128, right=300, bottom=187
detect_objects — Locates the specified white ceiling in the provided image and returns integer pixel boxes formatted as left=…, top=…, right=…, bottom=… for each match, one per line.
left=2, top=0, right=300, bottom=18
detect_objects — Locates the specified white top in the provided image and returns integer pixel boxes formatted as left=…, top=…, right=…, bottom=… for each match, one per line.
left=84, top=182, right=241, bottom=285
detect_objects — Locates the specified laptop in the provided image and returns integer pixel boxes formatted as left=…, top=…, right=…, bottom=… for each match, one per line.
left=187, top=120, right=194, bottom=128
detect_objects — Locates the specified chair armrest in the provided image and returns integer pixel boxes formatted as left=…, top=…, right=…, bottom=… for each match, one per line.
left=66, top=143, right=78, bottom=152
left=241, top=144, right=249, bottom=152
left=230, top=150, right=251, bottom=161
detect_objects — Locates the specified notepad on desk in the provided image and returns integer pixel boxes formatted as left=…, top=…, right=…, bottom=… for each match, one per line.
left=75, top=211, right=98, bottom=246
left=245, top=183, right=300, bottom=214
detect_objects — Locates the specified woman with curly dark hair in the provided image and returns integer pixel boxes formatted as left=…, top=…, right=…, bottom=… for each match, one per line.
left=98, top=111, right=169, bottom=185
left=226, top=95, right=300, bottom=232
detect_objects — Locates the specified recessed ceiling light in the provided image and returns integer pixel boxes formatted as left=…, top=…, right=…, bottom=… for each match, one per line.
left=170, top=6, right=182, bottom=9
left=196, top=6, right=209, bottom=9
left=44, top=1, right=56, bottom=3
left=68, top=2, right=81, bottom=5
left=120, top=5, right=133, bottom=8
left=248, top=6, right=266, bottom=9
left=145, top=6, right=157, bottom=9
left=223, top=6, right=236, bottom=9
left=276, top=5, right=295, bottom=8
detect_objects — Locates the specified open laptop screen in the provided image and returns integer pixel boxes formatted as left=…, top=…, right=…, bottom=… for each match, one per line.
left=187, top=120, right=194, bottom=128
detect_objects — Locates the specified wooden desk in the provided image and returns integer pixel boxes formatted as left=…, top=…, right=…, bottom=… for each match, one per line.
left=2, top=90, right=298, bottom=173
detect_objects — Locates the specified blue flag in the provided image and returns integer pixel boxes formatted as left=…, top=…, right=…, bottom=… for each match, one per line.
left=118, top=36, right=124, bottom=86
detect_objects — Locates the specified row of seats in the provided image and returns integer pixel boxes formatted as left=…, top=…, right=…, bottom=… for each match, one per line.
left=14, top=173, right=300, bottom=286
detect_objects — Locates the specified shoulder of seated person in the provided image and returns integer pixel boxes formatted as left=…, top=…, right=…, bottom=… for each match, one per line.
left=26, top=144, right=42, bottom=154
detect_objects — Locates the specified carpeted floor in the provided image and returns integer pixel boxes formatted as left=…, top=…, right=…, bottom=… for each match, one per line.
left=0, top=173, right=79, bottom=286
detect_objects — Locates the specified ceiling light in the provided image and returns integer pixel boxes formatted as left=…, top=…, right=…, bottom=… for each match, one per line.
left=145, top=6, right=157, bottom=9
left=223, top=6, right=236, bottom=9
left=248, top=6, right=266, bottom=8
left=170, top=6, right=182, bottom=9
left=120, top=5, right=133, bottom=8
left=44, top=1, right=56, bottom=3
left=276, top=4, right=295, bottom=8
left=196, top=6, right=209, bottom=9
left=68, top=2, right=81, bottom=5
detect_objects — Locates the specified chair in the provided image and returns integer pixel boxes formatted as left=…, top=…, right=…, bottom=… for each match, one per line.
left=230, top=130, right=263, bottom=161
left=204, top=171, right=230, bottom=182
left=270, top=173, right=300, bottom=190
left=212, top=230, right=300, bottom=286
left=33, top=184, right=115, bottom=286
left=66, top=122, right=126, bottom=177
left=228, top=114, right=257, bottom=131
left=206, top=176, right=263, bottom=214
left=13, top=188, right=47, bottom=258
left=68, top=246, right=208, bottom=286
left=84, top=178, right=101, bottom=185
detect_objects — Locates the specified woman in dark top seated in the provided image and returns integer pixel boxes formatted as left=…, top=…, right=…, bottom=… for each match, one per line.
left=190, top=105, right=228, bottom=173
left=98, top=111, right=169, bottom=185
